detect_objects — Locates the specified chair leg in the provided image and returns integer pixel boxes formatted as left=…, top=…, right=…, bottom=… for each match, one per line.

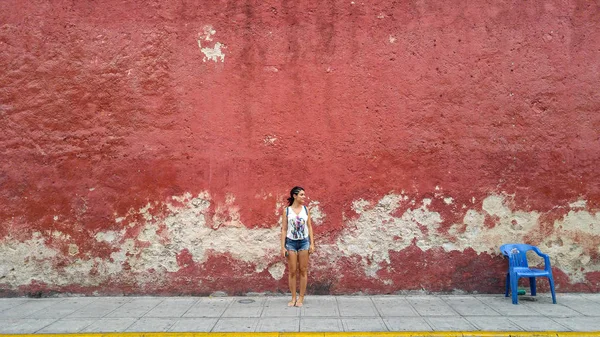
left=505, top=273, right=510, bottom=297
left=510, top=273, right=519, bottom=304
left=529, top=277, right=537, bottom=296
left=549, top=276, right=557, bottom=304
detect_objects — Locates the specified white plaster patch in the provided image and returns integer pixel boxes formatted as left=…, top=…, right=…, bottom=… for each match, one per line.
left=308, top=201, right=325, bottom=226
left=95, top=231, right=120, bottom=243
left=197, top=26, right=225, bottom=63
left=268, top=262, right=285, bottom=280
left=337, top=193, right=600, bottom=283
left=482, top=195, right=513, bottom=217
left=121, top=193, right=279, bottom=275
left=263, top=135, right=277, bottom=146
left=50, top=230, right=71, bottom=239
left=444, top=197, right=454, bottom=205
left=200, top=42, right=225, bottom=62
left=569, top=199, right=587, bottom=209
left=337, top=194, right=443, bottom=277
left=2, top=191, right=599, bottom=290
left=351, top=199, right=371, bottom=214
left=539, top=209, right=600, bottom=282
left=0, top=233, right=60, bottom=285
left=450, top=195, right=540, bottom=254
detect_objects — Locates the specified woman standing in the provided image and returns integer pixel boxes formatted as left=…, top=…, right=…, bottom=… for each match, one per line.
left=281, top=186, right=314, bottom=307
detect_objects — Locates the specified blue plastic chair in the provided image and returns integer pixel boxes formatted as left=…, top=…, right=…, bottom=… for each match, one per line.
left=500, top=243, right=557, bottom=304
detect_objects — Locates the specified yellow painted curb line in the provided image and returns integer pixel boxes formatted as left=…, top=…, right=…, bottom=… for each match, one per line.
left=2, top=332, right=600, bottom=337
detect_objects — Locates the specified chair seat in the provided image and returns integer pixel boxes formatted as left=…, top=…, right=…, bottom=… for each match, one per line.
left=512, top=268, right=550, bottom=277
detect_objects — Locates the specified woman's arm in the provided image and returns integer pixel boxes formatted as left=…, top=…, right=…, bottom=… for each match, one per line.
left=308, top=208, right=315, bottom=254
left=281, top=210, right=288, bottom=258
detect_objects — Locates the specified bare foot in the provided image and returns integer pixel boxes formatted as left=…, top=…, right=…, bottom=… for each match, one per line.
left=288, top=299, right=296, bottom=307
left=295, top=297, right=304, bottom=307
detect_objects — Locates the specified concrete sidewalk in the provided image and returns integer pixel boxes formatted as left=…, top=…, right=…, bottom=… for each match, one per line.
left=0, top=293, right=599, bottom=335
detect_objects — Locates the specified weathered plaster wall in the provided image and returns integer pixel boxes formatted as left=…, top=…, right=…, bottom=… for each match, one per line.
left=1, top=0, right=599, bottom=296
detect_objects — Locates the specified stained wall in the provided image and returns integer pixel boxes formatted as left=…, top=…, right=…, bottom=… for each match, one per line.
left=1, top=0, right=599, bottom=296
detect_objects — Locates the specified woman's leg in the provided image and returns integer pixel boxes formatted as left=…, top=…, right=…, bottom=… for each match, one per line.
left=296, top=250, right=309, bottom=307
left=287, top=251, right=298, bottom=306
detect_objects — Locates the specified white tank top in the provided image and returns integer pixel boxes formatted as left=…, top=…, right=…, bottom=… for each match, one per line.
left=286, top=206, right=309, bottom=240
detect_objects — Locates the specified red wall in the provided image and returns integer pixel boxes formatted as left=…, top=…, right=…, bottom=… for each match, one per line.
left=1, top=0, right=599, bottom=296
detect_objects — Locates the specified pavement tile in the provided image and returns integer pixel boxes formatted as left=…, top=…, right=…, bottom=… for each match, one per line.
left=337, top=297, right=379, bottom=316
left=105, top=298, right=162, bottom=318
left=256, top=317, right=299, bottom=332
left=300, top=318, right=343, bottom=332
left=168, top=318, right=218, bottom=332
left=0, top=319, right=23, bottom=333
left=477, top=296, right=545, bottom=316
left=300, top=296, right=339, bottom=317
left=0, top=299, right=61, bottom=319
left=426, top=317, right=476, bottom=331
left=58, top=297, right=100, bottom=305
left=557, top=297, right=600, bottom=316
left=126, top=318, right=178, bottom=332
left=553, top=317, right=600, bottom=331
left=508, top=316, right=571, bottom=331
left=0, top=318, right=57, bottom=333
left=583, top=293, right=600, bottom=302
left=36, top=318, right=97, bottom=333
left=0, top=299, right=30, bottom=313
left=372, top=297, right=419, bottom=316
left=262, top=298, right=300, bottom=317
left=229, top=297, right=266, bottom=306
left=143, top=298, right=197, bottom=318
left=522, top=301, right=582, bottom=317
left=406, top=296, right=459, bottom=316
left=383, top=317, right=432, bottom=331
left=212, top=317, right=259, bottom=332
left=81, top=318, right=138, bottom=332
left=26, top=297, right=96, bottom=319
left=342, top=317, right=387, bottom=332
left=442, top=296, right=501, bottom=316
left=221, top=304, right=263, bottom=317
left=466, top=316, right=523, bottom=331
left=67, top=297, right=130, bottom=318
left=183, top=297, right=232, bottom=317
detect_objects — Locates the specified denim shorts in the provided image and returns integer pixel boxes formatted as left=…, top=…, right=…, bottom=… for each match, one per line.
left=285, top=237, right=310, bottom=252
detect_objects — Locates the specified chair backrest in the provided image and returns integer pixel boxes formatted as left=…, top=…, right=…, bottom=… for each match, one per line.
left=500, top=243, right=534, bottom=268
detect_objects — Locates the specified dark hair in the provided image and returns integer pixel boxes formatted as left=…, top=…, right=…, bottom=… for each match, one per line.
left=287, top=186, right=304, bottom=206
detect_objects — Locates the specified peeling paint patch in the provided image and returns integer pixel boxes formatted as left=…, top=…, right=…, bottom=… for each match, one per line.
left=337, top=194, right=443, bottom=277
left=338, top=193, right=600, bottom=284
left=95, top=231, right=120, bottom=243
left=308, top=201, right=325, bottom=226
left=569, top=199, right=587, bottom=209
left=197, top=25, right=225, bottom=63
left=263, top=135, right=277, bottom=146
left=268, top=262, right=285, bottom=280
left=68, top=244, right=79, bottom=256
left=1, top=191, right=599, bottom=293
